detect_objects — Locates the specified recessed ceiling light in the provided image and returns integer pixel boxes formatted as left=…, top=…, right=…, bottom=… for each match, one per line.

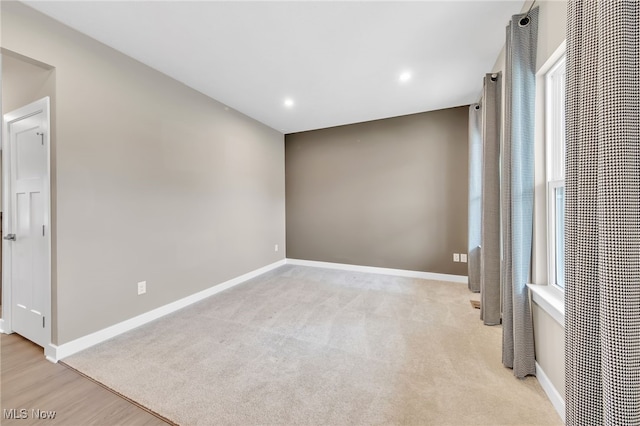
left=399, top=71, right=412, bottom=83
left=284, top=98, right=295, bottom=108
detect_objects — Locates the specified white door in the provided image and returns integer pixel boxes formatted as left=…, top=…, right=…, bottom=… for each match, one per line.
left=3, top=98, right=51, bottom=348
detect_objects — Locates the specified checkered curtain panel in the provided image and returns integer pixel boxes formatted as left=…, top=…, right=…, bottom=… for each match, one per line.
left=468, top=103, right=482, bottom=293
left=565, top=1, right=640, bottom=424
left=480, top=74, right=501, bottom=326
left=501, top=9, right=538, bottom=378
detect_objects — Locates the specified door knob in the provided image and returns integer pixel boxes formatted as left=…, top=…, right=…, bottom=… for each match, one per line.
left=4, top=234, right=16, bottom=241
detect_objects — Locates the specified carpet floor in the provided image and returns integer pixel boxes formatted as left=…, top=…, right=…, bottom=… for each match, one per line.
left=63, top=265, right=562, bottom=425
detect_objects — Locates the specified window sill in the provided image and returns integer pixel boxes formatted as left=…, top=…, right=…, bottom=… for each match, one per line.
left=527, top=283, right=565, bottom=328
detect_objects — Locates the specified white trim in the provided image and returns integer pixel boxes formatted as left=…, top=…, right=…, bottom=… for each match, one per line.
left=532, top=40, right=567, bottom=285
left=48, top=259, right=286, bottom=362
left=528, top=283, right=565, bottom=327
left=543, top=45, right=567, bottom=292
left=537, top=40, right=567, bottom=77
left=536, top=361, right=566, bottom=423
left=45, top=344, right=57, bottom=363
left=286, top=258, right=468, bottom=284
left=546, top=180, right=565, bottom=290
left=544, top=54, right=566, bottom=183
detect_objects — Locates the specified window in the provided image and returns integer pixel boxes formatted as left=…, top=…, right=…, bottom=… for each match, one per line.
left=546, top=53, right=566, bottom=290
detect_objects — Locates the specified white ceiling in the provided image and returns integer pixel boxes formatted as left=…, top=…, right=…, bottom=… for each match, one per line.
left=23, top=1, right=525, bottom=134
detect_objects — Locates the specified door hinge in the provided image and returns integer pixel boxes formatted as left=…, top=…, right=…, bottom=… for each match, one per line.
left=43, top=317, right=45, bottom=328
left=42, top=225, right=45, bottom=237
left=36, top=132, right=44, bottom=145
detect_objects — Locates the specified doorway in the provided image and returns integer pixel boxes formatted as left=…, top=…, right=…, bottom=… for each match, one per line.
left=0, top=51, right=55, bottom=354
left=2, top=97, right=52, bottom=348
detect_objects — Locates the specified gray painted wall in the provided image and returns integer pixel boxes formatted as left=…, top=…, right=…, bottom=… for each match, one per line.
left=1, top=2, right=286, bottom=345
left=286, top=107, right=469, bottom=275
left=533, top=304, right=565, bottom=398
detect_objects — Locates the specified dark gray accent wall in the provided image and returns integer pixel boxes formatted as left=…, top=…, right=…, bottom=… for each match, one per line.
left=286, top=106, right=469, bottom=275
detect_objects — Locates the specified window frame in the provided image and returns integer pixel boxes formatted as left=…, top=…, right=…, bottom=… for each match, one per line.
left=544, top=51, right=566, bottom=292
left=547, top=179, right=565, bottom=290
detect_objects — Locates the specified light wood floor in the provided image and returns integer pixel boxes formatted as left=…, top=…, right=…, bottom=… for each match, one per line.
left=1, top=333, right=170, bottom=425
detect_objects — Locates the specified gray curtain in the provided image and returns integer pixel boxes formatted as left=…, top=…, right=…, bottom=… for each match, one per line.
left=501, top=9, right=538, bottom=378
left=480, top=73, right=501, bottom=326
left=565, top=1, right=640, bottom=424
left=468, top=103, right=482, bottom=293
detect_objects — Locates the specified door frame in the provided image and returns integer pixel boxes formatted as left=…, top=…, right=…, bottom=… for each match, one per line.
left=1, top=97, right=52, bottom=356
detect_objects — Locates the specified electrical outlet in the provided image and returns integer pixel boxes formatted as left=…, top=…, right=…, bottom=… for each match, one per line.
left=453, top=253, right=460, bottom=262
left=275, top=244, right=279, bottom=252
left=461, top=254, right=468, bottom=263
left=137, top=281, right=146, bottom=295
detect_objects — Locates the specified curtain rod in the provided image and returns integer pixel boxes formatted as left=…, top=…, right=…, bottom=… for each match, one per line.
left=519, top=0, right=537, bottom=27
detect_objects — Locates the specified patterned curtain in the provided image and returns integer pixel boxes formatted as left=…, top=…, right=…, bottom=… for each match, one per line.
left=480, top=73, right=501, bottom=326
left=468, top=103, right=482, bottom=293
left=501, top=9, right=538, bottom=378
left=565, top=1, right=640, bottom=424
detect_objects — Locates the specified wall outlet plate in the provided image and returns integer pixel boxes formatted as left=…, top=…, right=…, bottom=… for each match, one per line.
left=461, top=254, right=468, bottom=263
left=137, top=281, right=146, bottom=295
left=453, top=253, right=460, bottom=262
left=275, top=244, right=279, bottom=252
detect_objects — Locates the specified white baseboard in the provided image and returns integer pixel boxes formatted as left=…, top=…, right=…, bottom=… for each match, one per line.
left=50, top=259, right=286, bottom=362
left=286, top=258, right=468, bottom=284
left=38, top=258, right=465, bottom=362
left=45, top=344, right=58, bottom=363
left=536, top=361, right=565, bottom=423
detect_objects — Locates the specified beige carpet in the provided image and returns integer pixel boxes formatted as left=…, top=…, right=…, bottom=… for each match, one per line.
left=63, top=265, right=562, bottom=425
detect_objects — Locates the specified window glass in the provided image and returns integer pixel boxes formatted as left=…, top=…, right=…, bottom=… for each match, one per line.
left=554, top=186, right=565, bottom=289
